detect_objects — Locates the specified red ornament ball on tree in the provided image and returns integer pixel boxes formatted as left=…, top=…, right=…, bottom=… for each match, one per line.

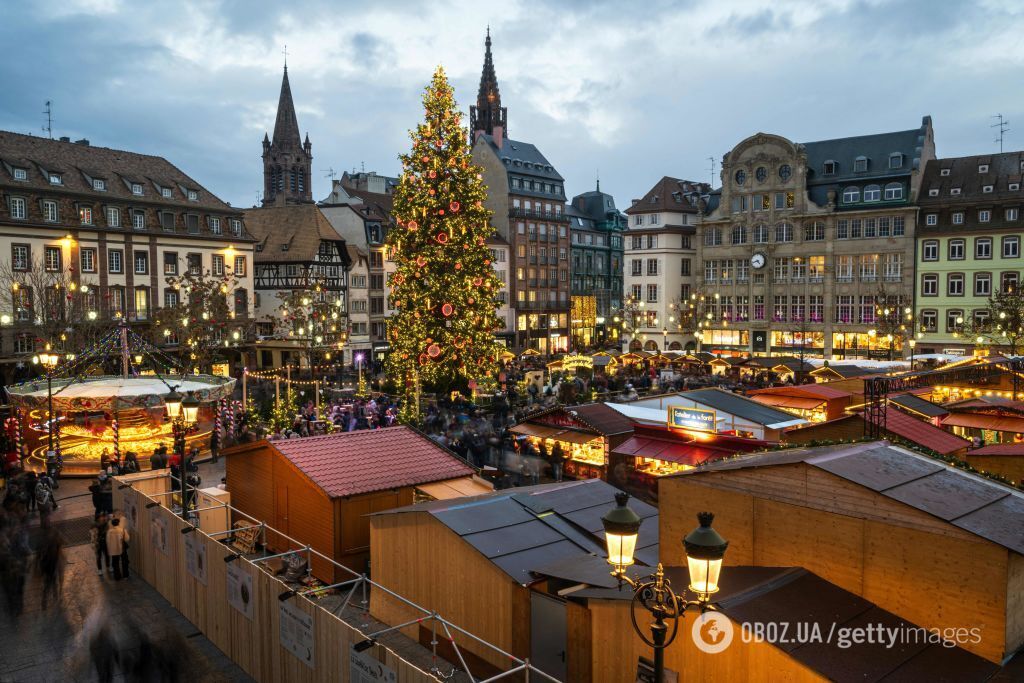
left=441, top=303, right=454, bottom=317
left=449, top=201, right=460, bottom=212
left=427, top=343, right=442, bottom=358
left=435, top=232, right=448, bottom=244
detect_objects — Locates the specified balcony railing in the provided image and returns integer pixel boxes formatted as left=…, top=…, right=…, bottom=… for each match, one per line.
left=509, top=208, right=570, bottom=223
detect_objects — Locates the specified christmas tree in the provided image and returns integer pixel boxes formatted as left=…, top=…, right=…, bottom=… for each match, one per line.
left=386, top=67, right=502, bottom=418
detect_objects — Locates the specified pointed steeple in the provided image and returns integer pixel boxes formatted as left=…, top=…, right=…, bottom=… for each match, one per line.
left=272, top=66, right=303, bottom=149
left=262, top=64, right=313, bottom=206
left=470, top=27, right=508, bottom=141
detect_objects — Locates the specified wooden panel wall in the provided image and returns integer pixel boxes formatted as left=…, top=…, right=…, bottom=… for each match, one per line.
left=337, top=489, right=413, bottom=577
left=586, top=599, right=825, bottom=683
left=112, top=479, right=440, bottom=683
left=659, top=471, right=1014, bottom=663
left=964, top=454, right=1024, bottom=486
left=566, top=600, right=592, bottom=683
left=1007, top=552, right=1024, bottom=658
left=370, top=512, right=530, bottom=671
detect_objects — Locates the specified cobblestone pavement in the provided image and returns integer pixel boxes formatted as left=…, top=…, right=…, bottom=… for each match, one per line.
left=1, top=460, right=251, bottom=683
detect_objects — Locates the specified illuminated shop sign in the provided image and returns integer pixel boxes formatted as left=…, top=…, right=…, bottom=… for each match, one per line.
left=668, top=406, right=717, bottom=433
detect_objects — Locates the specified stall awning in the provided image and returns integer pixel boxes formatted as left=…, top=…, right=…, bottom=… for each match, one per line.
left=416, top=476, right=494, bottom=500
left=554, top=429, right=600, bottom=445
left=750, top=395, right=826, bottom=411
left=941, top=413, right=1024, bottom=434
left=510, top=423, right=566, bottom=439
left=613, top=436, right=731, bottom=467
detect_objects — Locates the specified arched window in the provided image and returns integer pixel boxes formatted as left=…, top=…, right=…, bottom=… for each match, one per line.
left=775, top=222, right=794, bottom=242
left=753, top=223, right=769, bottom=243
left=629, top=339, right=643, bottom=352
left=290, top=169, right=297, bottom=192
left=731, top=225, right=747, bottom=244
left=842, top=186, right=860, bottom=203
left=863, top=184, right=881, bottom=202
left=644, top=340, right=658, bottom=351
left=803, top=221, right=825, bottom=241
left=298, top=170, right=305, bottom=193
left=669, top=341, right=683, bottom=350
left=276, top=166, right=284, bottom=192
left=884, top=182, right=903, bottom=200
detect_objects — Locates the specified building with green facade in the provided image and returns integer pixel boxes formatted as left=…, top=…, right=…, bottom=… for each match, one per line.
left=915, top=151, right=1024, bottom=355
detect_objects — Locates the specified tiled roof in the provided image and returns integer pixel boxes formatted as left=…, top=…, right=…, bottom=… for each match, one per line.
left=0, top=130, right=235, bottom=212
left=624, top=176, right=708, bottom=215
left=375, top=479, right=658, bottom=585
left=676, top=440, right=1024, bottom=555
left=270, top=426, right=475, bottom=498
left=864, top=407, right=971, bottom=455
left=244, top=204, right=347, bottom=263
left=342, top=187, right=394, bottom=223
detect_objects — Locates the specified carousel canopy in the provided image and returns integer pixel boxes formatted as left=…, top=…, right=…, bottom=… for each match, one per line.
left=6, top=374, right=235, bottom=412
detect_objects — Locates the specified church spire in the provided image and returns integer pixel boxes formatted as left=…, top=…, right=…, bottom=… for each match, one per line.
left=262, top=63, right=313, bottom=206
left=470, top=27, right=508, bottom=141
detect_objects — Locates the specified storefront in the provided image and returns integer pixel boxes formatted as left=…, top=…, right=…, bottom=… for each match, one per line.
left=609, top=424, right=767, bottom=503
left=701, top=329, right=750, bottom=355
left=831, top=332, right=900, bottom=360
left=509, top=403, right=634, bottom=481
left=770, top=331, right=826, bottom=358
left=747, top=385, right=852, bottom=423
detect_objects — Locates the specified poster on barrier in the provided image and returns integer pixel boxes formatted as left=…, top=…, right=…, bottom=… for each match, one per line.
left=279, top=599, right=315, bottom=668
left=350, top=645, right=397, bottom=683
left=184, top=534, right=207, bottom=585
left=226, top=561, right=254, bottom=620
left=151, top=514, right=169, bottom=555
left=124, top=496, right=138, bottom=531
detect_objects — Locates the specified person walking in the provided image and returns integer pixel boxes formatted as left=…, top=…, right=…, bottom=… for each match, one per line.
left=105, top=516, right=130, bottom=580
left=91, top=512, right=111, bottom=576
left=36, top=520, right=63, bottom=609
left=551, top=441, right=566, bottom=482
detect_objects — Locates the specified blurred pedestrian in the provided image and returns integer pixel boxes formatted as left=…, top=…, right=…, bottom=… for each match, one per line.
left=106, top=516, right=129, bottom=580
left=91, top=511, right=111, bottom=576
left=36, top=519, right=63, bottom=609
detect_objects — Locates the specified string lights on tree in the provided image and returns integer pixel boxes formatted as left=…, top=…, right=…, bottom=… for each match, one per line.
left=385, top=66, right=502, bottom=419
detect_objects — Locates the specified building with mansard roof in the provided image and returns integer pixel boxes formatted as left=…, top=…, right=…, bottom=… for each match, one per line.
left=696, top=118, right=933, bottom=359
left=0, top=129, right=254, bottom=383
left=471, top=29, right=571, bottom=354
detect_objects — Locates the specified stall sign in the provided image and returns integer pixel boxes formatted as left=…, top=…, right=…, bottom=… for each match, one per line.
left=562, top=353, right=593, bottom=371
left=668, top=406, right=717, bottom=433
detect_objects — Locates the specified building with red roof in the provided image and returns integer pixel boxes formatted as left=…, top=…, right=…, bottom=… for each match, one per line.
left=224, top=426, right=489, bottom=580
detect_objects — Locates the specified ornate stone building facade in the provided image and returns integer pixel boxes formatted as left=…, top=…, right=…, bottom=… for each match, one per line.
left=697, top=118, right=934, bottom=359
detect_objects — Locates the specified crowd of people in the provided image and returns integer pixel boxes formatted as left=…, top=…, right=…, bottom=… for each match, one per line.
left=269, top=395, right=401, bottom=439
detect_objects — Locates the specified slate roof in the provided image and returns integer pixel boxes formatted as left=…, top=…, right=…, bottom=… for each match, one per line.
left=681, top=388, right=807, bottom=428
left=674, top=440, right=1024, bottom=555
left=748, top=384, right=852, bottom=401
left=624, top=176, right=709, bottom=215
left=375, top=479, right=659, bottom=585
left=0, top=129, right=237, bottom=213
left=480, top=133, right=564, bottom=181
left=919, top=151, right=1024, bottom=215
left=270, top=67, right=303, bottom=149
left=244, top=204, right=348, bottom=263
left=565, top=403, right=636, bottom=436
left=340, top=186, right=394, bottom=223
left=863, top=407, right=971, bottom=455
left=268, top=426, right=474, bottom=498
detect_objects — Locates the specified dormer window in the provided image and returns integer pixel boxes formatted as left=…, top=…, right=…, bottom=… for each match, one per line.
left=823, top=161, right=837, bottom=175
left=854, top=156, right=868, bottom=173
left=161, top=187, right=172, bottom=199
left=230, top=219, right=242, bottom=236
left=208, top=216, right=222, bottom=234
left=888, top=153, right=903, bottom=169
left=49, top=172, right=62, bottom=185
left=93, top=179, right=106, bottom=191
left=928, top=189, right=939, bottom=197
left=1011, top=183, right=1021, bottom=191
left=940, top=169, right=951, bottom=176
left=951, top=187, right=961, bottom=195
left=978, top=164, right=989, bottom=173
left=131, top=183, right=143, bottom=196
left=187, top=189, right=198, bottom=201
left=12, top=168, right=27, bottom=181
left=983, top=185, right=993, bottom=193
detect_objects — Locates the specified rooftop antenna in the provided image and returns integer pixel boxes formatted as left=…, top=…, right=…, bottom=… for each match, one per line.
left=707, top=156, right=716, bottom=185
left=992, top=114, right=1009, bottom=153
left=360, top=161, right=365, bottom=172
left=42, top=101, right=53, bottom=139
left=322, top=167, right=337, bottom=181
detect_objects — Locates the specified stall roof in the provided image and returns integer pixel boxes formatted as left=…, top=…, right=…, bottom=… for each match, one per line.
left=941, top=413, right=1024, bottom=434
left=748, top=384, right=853, bottom=400
left=612, top=435, right=734, bottom=467
left=748, top=394, right=826, bottom=411
left=672, top=441, right=1024, bottom=555
left=890, top=393, right=949, bottom=418
left=946, top=396, right=1024, bottom=414
left=604, top=402, right=669, bottom=425
left=266, top=426, right=474, bottom=498
left=968, top=443, right=1024, bottom=456
left=416, top=477, right=494, bottom=500
left=679, top=388, right=809, bottom=429
left=568, top=403, right=636, bottom=436
left=810, top=364, right=878, bottom=379
left=567, top=564, right=1005, bottom=680
left=863, top=407, right=971, bottom=455
left=510, top=423, right=565, bottom=439
left=374, top=479, right=659, bottom=585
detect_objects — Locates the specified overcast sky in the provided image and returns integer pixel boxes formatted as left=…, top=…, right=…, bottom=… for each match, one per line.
left=2, top=0, right=1022, bottom=210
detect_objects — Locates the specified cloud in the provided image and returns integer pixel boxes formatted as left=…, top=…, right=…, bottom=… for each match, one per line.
left=0, top=0, right=1022, bottom=209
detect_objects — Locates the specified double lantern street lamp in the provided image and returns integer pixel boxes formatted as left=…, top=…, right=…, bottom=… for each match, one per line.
left=602, top=493, right=729, bottom=683
left=164, top=389, right=201, bottom=520
left=32, top=351, right=75, bottom=473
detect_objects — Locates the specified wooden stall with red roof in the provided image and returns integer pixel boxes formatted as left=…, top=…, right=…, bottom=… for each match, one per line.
left=224, top=426, right=484, bottom=581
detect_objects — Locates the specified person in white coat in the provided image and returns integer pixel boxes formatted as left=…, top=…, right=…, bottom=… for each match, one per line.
left=105, top=517, right=130, bottom=580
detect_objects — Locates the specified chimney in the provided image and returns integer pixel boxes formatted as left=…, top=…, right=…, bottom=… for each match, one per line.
left=59, top=136, right=70, bottom=142
left=74, top=138, right=90, bottom=146
left=492, top=126, right=504, bottom=149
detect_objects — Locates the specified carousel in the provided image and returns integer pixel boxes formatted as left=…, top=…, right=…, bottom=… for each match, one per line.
left=5, top=322, right=235, bottom=476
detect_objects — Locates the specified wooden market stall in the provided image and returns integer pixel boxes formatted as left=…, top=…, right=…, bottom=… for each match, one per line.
left=939, top=396, right=1024, bottom=445
left=224, top=426, right=486, bottom=581
left=746, top=384, right=853, bottom=423
left=510, top=403, right=635, bottom=481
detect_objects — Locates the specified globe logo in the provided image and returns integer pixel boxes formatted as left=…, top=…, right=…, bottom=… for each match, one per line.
left=692, top=612, right=734, bottom=654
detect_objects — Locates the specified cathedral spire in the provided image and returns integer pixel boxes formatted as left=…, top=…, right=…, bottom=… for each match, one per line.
left=262, top=65, right=313, bottom=206
left=470, top=28, right=507, bottom=141
left=272, top=66, right=303, bottom=149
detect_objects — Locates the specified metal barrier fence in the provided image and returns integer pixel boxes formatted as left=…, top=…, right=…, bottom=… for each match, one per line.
left=113, top=471, right=560, bottom=683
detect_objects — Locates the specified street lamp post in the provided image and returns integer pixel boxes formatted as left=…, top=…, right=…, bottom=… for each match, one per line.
left=33, top=351, right=66, bottom=475
left=662, top=327, right=668, bottom=351
left=908, top=339, right=916, bottom=369
left=166, top=390, right=200, bottom=521
left=602, top=493, right=729, bottom=683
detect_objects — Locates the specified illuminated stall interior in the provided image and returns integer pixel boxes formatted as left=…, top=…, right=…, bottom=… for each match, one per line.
left=509, top=404, right=634, bottom=481
left=747, top=384, right=853, bottom=423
